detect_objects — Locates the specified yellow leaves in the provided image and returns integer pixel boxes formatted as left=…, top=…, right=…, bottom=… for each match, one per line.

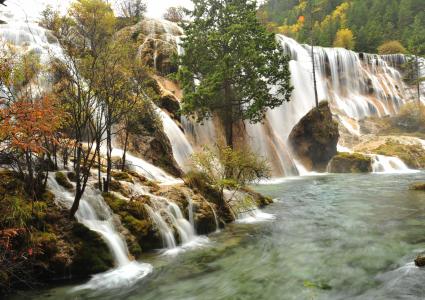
left=333, top=28, right=355, bottom=50
left=377, top=40, right=407, bottom=55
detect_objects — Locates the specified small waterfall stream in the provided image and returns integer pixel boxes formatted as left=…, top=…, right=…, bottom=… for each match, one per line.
left=47, top=175, right=152, bottom=290
left=155, top=106, right=194, bottom=171
left=372, top=155, right=416, bottom=174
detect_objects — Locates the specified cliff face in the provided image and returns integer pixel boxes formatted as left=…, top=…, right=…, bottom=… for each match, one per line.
left=289, top=101, right=340, bottom=172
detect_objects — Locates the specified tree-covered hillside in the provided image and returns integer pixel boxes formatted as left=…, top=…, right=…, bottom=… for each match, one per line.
left=259, top=0, right=425, bottom=53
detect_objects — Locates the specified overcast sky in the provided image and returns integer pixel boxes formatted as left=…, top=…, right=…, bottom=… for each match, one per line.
left=146, top=0, right=193, bottom=18
left=0, top=0, right=194, bottom=20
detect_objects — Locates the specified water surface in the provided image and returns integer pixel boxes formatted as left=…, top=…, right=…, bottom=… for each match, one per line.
left=13, top=173, right=425, bottom=300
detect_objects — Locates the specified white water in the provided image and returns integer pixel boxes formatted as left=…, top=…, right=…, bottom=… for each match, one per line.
left=127, top=181, right=208, bottom=254
left=372, top=155, right=416, bottom=174
left=156, top=107, right=194, bottom=171
left=47, top=175, right=152, bottom=290
left=179, top=33, right=420, bottom=177
left=111, top=148, right=183, bottom=185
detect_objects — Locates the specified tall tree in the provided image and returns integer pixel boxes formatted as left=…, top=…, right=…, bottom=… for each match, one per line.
left=48, top=0, right=116, bottom=217
left=406, top=15, right=425, bottom=105
left=177, top=0, right=293, bottom=148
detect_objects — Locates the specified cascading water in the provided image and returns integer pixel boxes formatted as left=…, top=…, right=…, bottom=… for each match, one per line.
left=155, top=106, right=194, bottom=171
left=47, top=174, right=152, bottom=291
left=110, top=148, right=183, bottom=185
left=177, top=33, right=420, bottom=177
left=142, top=191, right=208, bottom=254
left=371, top=155, right=416, bottom=174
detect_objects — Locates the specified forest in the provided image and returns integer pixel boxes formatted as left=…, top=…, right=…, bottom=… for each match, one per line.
left=259, top=0, right=425, bottom=53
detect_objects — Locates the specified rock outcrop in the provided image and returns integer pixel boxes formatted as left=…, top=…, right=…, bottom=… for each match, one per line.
left=289, top=101, right=339, bottom=172
left=115, top=100, right=182, bottom=177
left=328, top=152, right=373, bottom=173
left=354, top=136, right=425, bottom=169
left=117, top=18, right=183, bottom=75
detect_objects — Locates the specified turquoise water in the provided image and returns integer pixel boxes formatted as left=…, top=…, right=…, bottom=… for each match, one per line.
left=13, top=172, right=425, bottom=300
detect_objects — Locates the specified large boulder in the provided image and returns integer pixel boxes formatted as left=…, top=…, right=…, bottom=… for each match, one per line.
left=289, top=101, right=339, bottom=172
left=328, top=152, right=372, bottom=173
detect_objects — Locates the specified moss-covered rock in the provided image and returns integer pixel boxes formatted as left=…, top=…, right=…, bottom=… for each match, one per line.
left=328, top=152, right=372, bottom=173
left=102, top=192, right=163, bottom=252
left=111, top=170, right=134, bottom=183
left=0, top=171, right=115, bottom=293
left=410, top=182, right=425, bottom=191
left=55, top=172, right=73, bottom=190
left=289, top=101, right=339, bottom=172
left=373, top=139, right=425, bottom=169
left=70, top=223, right=114, bottom=276
left=241, top=187, right=273, bottom=208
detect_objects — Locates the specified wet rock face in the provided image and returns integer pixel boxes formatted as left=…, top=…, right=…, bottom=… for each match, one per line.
left=156, top=186, right=219, bottom=235
left=328, top=152, right=372, bottom=173
left=289, top=101, right=340, bottom=172
left=120, top=18, right=183, bottom=75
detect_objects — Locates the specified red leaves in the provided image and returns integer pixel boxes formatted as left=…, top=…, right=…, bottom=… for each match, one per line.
left=0, top=96, right=65, bottom=154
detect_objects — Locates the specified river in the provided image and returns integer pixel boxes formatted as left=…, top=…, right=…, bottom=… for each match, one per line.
left=11, top=172, right=425, bottom=300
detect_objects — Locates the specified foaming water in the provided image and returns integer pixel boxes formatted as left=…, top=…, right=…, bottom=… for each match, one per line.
left=235, top=209, right=276, bottom=224
left=372, top=154, right=419, bottom=174
left=73, top=261, right=153, bottom=294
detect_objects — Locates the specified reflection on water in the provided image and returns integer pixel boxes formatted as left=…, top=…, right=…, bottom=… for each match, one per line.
left=11, top=172, right=425, bottom=300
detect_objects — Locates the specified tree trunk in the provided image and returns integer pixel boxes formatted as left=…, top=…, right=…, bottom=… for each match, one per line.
left=223, top=81, right=234, bottom=149
left=121, top=125, right=129, bottom=172
left=70, top=189, right=83, bottom=218
left=96, top=136, right=102, bottom=191
left=105, top=125, right=112, bottom=193
left=416, top=55, right=421, bottom=105
left=310, top=3, right=319, bottom=108
left=70, top=143, right=82, bottom=218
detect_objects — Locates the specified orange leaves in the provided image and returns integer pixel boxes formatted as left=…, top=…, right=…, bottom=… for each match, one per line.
left=0, top=96, right=65, bottom=154
left=298, top=15, right=305, bottom=23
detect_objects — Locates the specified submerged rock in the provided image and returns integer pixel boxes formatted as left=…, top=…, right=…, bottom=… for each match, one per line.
left=289, top=101, right=339, bottom=172
left=328, top=152, right=372, bottom=173
left=410, top=182, right=425, bottom=191
left=415, top=254, right=425, bottom=267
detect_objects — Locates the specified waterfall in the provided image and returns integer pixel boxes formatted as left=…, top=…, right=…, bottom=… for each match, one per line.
left=155, top=106, right=194, bottom=171
left=110, top=148, right=183, bottom=185
left=47, top=174, right=152, bottom=290
left=205, top=201, right=220, bottom=232
left=177, top=33, right=416, bottom=177
left=186, top=194, right=195, bottom=228
left=371, top=155, right=416, bottom=174
left=144, top=204, right=177, bottom=249
left=120, top=177, right=207, bottom=254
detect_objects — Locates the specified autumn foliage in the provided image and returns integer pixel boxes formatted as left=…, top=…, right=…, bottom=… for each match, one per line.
left=0, top=96, right=64, bottom=155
